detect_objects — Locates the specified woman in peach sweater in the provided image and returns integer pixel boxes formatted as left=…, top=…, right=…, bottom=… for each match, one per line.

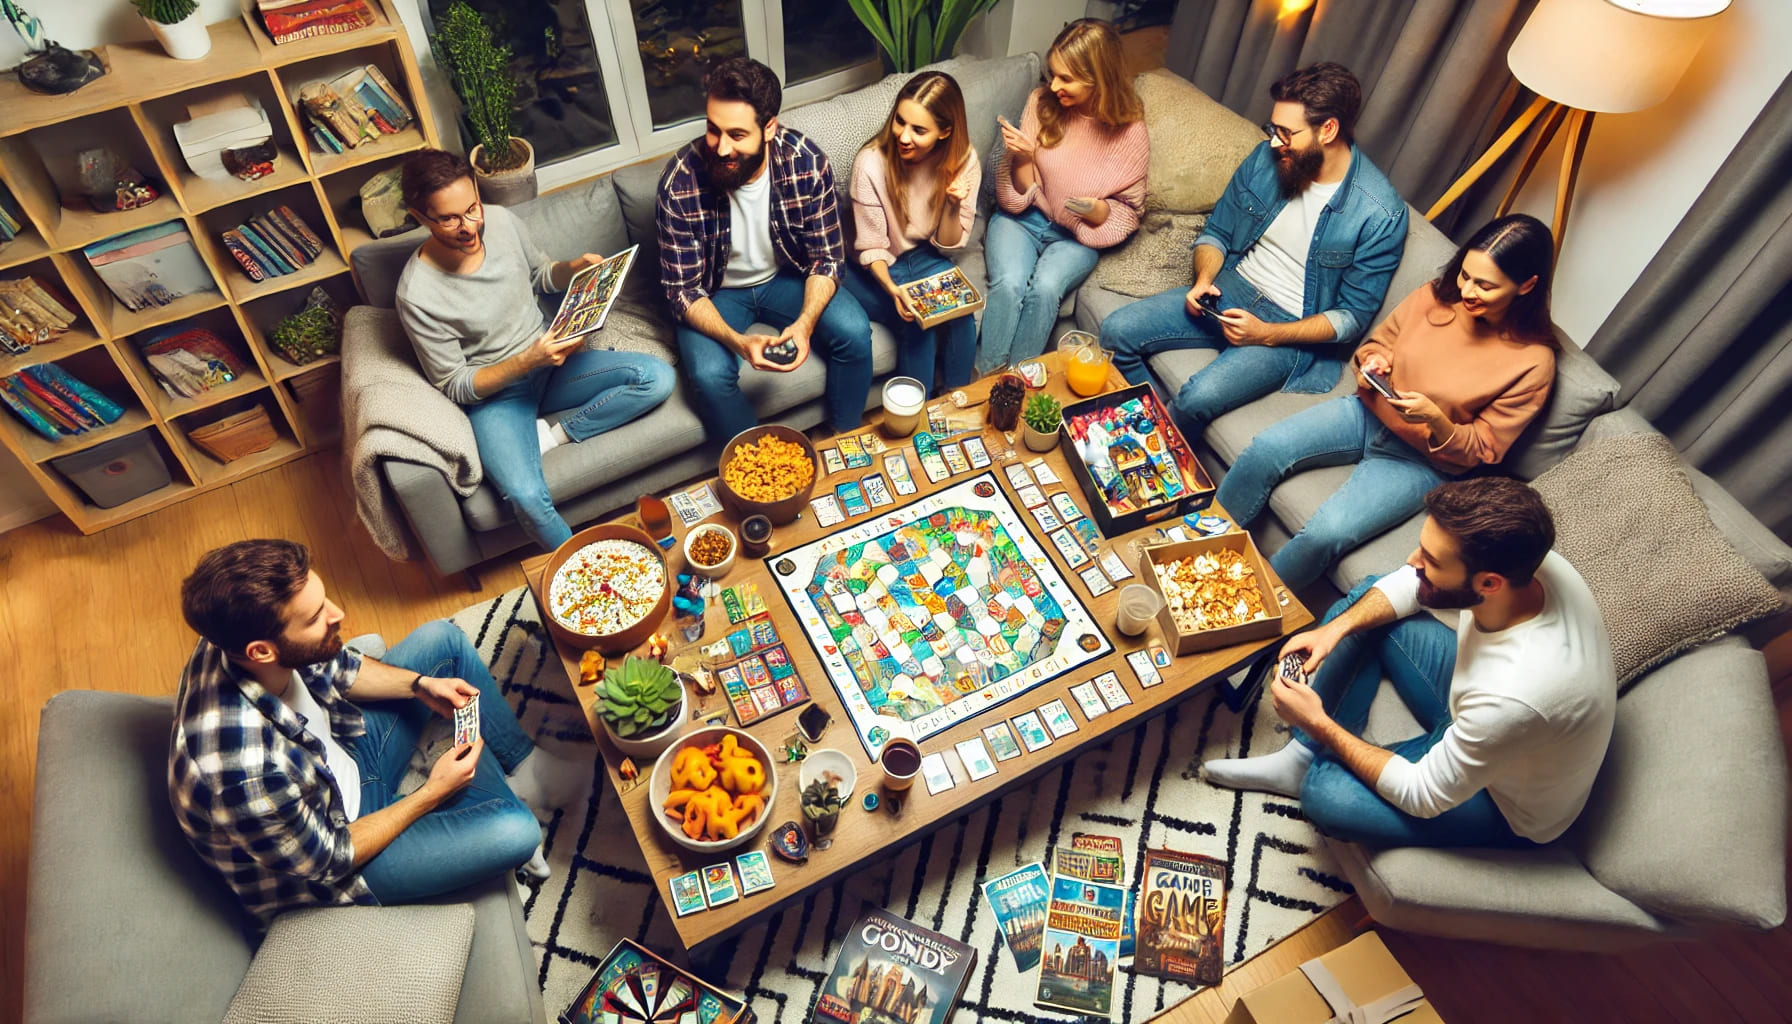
left=1214, top=214, right=1559, bottom=590
left=980, top=18, right=1148, bottom=372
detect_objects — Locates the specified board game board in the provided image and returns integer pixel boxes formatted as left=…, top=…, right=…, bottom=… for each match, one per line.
left=769, top=473, right=1113, bottom=756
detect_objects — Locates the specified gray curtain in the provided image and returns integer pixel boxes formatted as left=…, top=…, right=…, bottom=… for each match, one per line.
left=1585, top=73, right=1792, bottom=541
left=1165, top=0, right=1538, bottom=231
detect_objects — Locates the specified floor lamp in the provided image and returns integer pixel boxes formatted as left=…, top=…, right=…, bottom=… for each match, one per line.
left=1426, top=0, right=1730, bottom=257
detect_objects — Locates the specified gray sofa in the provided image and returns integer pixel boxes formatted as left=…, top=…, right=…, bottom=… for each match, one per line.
left=345, top=54, right=1045, bottom=578
left=23, top=691, right=546, bottom=1024
left=1073, top=93, right=1792, bottom=951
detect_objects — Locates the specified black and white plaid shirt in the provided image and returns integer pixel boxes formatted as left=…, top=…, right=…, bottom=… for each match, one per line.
left=167, top=640, right=374, bottom=928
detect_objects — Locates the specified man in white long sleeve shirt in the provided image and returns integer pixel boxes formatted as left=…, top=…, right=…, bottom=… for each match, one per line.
left=1203, top=477, right=1615, bottom=847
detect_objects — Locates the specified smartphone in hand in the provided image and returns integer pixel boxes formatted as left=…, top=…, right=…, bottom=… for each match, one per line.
left=1362, top=367, right=1398, bottom=400
left=1063, top=196, right=1095, bottom=216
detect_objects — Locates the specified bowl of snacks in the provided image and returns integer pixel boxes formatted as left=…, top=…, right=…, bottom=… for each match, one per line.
left=716, top=425, right=819, bottom=525
left=682, top=522, right=737, bottom=576
left=650, top=726, right=779, bottom=853
left=542, top=523, right=673, bottom=653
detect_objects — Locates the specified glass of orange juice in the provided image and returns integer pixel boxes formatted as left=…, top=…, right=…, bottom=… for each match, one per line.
left=1060, top=331, right=1111, bottom=397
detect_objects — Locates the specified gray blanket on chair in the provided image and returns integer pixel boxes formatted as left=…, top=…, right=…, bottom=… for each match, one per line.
left=342, top=306, right=481, bottom=560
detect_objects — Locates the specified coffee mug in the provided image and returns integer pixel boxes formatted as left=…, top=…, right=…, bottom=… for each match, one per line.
left=880, top=736, right=922, bottom=792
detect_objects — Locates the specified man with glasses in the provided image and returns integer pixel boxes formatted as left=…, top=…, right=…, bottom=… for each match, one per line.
left=394, top=148, right=675, bottom=552
left=1101, top=63, right=1406, bottom=436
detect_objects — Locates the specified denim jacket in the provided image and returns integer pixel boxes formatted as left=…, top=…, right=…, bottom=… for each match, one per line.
left=1193, top=141, right=1407, bottom=393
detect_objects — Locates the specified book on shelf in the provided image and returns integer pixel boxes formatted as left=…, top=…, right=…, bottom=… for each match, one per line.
left=811, top=906, right=976, bottom=1024
left=0, top=181, right=23, bottom=243
left=220, top=208, right=326, bottom=282
left=1034, top=875, right=1126, bottom=1019
left=139, top=326, right=248, bottom=400
left=298, top=67, right=411, bottom=154
left=0, top=363, right=124, bottom=440
left=330, top=64, right=411, bottom=133
left=560, top=938, right=753, bottom=1024
left=1135, top=847, right=1227, bottom=987
left=0, top=276, right=76, bottom=348
left=258, top=0, right=377, bottom=44
left=83, top=222, right=218, bottom=312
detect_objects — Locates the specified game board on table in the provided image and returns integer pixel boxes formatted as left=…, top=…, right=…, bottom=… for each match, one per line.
left=768, top=472, right=1113, bottom=756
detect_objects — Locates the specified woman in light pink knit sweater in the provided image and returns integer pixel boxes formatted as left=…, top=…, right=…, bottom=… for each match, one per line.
left=982, top=18, right=1149, bottom=372
left=840, top=71, right=982, bottom=394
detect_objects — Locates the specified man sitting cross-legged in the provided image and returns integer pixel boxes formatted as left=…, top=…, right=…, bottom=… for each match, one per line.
left=1203, top=478, right=1615, bottom=848
left=169, top=539, right=587, bottom=928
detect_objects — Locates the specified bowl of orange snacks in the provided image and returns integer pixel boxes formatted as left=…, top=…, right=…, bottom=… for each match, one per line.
left=716, top=425, right=819, bottom=526
left=649, top=726, right=779, bottom=853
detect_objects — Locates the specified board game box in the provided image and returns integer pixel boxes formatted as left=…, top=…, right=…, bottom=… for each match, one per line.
left=1135, top=848, right=1227, bottom=986
left=811, top=906, right=977, bottom=1024
left=1035, top=875, right=1126, bottom=1018
left=980, top=862, right=1050, bottom=971
left=560, top=938, right=752, bottom=1024
left=546, top=245, right=638, bottom=343
left=897, top=263, right=984, bottom=329
left=1060, top=383, right=1215, bottom=536
left=768, top=473, right=1113, bottom=756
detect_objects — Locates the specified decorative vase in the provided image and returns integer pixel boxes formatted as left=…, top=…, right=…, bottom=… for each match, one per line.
left=599, top=676, right=688, bottom=760
left=1022, top=419, right=1061, bottom=452
left=145, top=10, right=212, bottom=61
left=470, top=138, right=538, bottom=206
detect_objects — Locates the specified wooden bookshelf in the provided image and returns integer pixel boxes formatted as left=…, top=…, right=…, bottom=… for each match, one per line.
left=0, top=0, right=436, bottom=533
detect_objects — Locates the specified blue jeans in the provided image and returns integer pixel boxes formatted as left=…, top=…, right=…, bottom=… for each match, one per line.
left=1099, top=264, right=1303, bottom=432
left=979, top=208, right=1099, bottom=373
left=464, top=349, right=675, bottom=551
left=1292, top=578, right=1532, bottom=849
left=675, top=269, right=874, bottom=442
left=840, top=247, right=977, bottom=396
left=352, top=621, right=545, bottom=903
left=1216, top=396, right=1448, bottom=591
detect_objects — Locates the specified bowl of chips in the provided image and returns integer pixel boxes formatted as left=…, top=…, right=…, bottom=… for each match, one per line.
left=716, top=425, right=820, bottom=526
left=649, top=726, right=780, bottom=853
left=542, top=523, right=673, bottom=653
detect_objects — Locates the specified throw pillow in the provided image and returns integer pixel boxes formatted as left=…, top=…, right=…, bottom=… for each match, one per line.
left=222, top=904, right=475, bottom=1024
left=1132, top=69, right=1262, bottom=216
left=1531, top=432, right=1784, bottom=688
left=1088, top=210, right=1204, bottom=299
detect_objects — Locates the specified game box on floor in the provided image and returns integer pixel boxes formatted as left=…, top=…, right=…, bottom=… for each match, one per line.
left=560, top=938, right=754, bottom=1024
left=1138, top=532, right=1282, bottom=655
left=1059, top=383, right=1214, bottom=537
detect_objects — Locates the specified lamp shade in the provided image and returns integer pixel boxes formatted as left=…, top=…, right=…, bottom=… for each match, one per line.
left=1508, top=0, right=1730, bottom=113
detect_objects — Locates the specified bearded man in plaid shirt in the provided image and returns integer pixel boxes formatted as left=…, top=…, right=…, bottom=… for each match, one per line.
left=656, top=56, right=875, bottom=442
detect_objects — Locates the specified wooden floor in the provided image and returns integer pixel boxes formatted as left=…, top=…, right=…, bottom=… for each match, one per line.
left=3, top=446, right=1789, bottom=1023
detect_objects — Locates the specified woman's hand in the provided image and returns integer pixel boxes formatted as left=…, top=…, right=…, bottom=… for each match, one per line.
left=888, top=287, right=917, bottom=323
left=997, top=116, right=1036, bottom=163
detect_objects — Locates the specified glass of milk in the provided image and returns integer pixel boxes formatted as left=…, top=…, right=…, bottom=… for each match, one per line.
left=882, top=376, right=927, bottom=436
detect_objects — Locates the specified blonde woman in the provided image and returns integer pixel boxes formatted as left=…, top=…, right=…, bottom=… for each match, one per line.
left=842, top=71, right=981, bottom=394
left=982, top=18, right=1148, bottom=371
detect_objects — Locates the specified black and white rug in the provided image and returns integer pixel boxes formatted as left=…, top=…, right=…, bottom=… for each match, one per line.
left=447, top=588, right=1352, bottom=1022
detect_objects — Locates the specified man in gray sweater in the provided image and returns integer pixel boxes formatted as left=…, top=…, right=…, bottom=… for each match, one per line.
left=395, top=149, right=675, bottom=551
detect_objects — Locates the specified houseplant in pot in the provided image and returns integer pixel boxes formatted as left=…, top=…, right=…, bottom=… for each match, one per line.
left=132, top=0, right=210, bottom=60
left=1022, top=393, right=1062, bottom=452
left=595, top=655, right=688, bottom=759
left=430, top=0, right=536, bottom=205
left=800, top=778, right=847, bottom=843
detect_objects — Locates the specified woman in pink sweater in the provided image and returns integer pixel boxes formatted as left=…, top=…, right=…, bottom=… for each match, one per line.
left=1215, top=214, right=1559, bottom=590
left=840, top=71, right=981, bottom=394
left=981, top=18, right=1149, bottom=372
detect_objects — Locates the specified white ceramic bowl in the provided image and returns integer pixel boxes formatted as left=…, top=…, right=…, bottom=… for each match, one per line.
left=682, top=523, right=738, bottom=576
left=647, top=726, right=779, bottom=853
left=798, top=748, right=858, bottom=802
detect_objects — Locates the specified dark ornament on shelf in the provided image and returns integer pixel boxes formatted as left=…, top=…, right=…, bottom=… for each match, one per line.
left=17, top=42, right=107, bottom=94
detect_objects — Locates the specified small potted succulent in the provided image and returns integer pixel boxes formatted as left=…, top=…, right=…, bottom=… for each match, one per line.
left=800, top=778, right=846, bottom=839
left=595, top=655, right=688, bottom=759
left=1022, top=393, right=1062, bottom=452
left=133, top=0, right=210, bottom=60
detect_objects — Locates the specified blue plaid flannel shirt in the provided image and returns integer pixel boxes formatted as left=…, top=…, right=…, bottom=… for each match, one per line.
left=168, top=639, right=373, bottom=928
left=655, top=126, right=845, bottom=320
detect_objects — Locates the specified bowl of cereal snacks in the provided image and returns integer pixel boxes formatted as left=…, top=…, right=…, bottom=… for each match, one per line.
left=683, top=522, right=737, bottom=576
left=716, top=425, right=820, bottom=525
left=542, top=523, right=673, bottom=653
left=1140, top=533, right=1283, bottom=655
left=650, top=726, right=780, bottom=853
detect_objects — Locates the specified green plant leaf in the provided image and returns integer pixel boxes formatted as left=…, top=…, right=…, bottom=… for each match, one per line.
left=914, top=10, right=934, bottom=69
left=935, top=0, right=998, bottom=59
left=846, top=0, right=899, bottom=67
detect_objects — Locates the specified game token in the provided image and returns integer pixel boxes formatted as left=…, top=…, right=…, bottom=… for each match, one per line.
left=1093, top=671, right=1131, bottom=710
left=669, top=872, right=707, bottom=916
left=921, top=752, right=957, bottom=794
left=1125, top=649, right=1163, bottom=688
left=884, top=452, right=919, bottom=495
left=1031, top=503, right=1063, bottom=533
left=735, top=850, right=776, bottom=895
left=963, top=436, right=992, bottom=468
left=1039, top=699, right=1079, bottom=737
left=1149, top=642, right=1172, bottom=668
left=1049, top=528, right=1090, bottom=568
left=1050, top=491, right=1085, bottom=523
left=836, top=481, right=869, bottom=516
left=821, top=447, right=846, bottom=475
left=941, top=442, right=970, bottom=475
left=1069, top=681, right=1107, bottom=721
left=1012, top=711, right=1052, bottom=751
left=809, top=494, right=845, bottom=527
left=863, top=474, right=895, bottom=507
left=771, top=821, right=809, bottom=862
left=1079, top=564, right=1115, bottom=596
left=1004, top=462, right=1034, bottom=489
left=1027, top=458, right=1061, bottom=485
left=955, top=737, right=998, bottom=780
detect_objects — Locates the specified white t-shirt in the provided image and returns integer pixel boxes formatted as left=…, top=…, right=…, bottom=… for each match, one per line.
left=1235, top=179, right=1340, bottom=317
left=1369, top=554, right=1616, bottom=842
left=722, top=168, right=778, bottom=289
left=281, top=672, right=363, bottom=821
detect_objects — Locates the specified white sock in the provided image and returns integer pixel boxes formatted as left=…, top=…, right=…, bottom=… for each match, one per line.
left=549, top=422, right=570, bottom=447
left=535, top=418, right=557, bottom=455
left=518, top=843, right=551, bottom=882
left=1202, top=740, right=1316, bottom=798
left=506, top=745, right=590, bottom=818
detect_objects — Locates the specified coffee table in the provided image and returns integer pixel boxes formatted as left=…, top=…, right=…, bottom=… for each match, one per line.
left=521, top=351, right=1313, bottom=953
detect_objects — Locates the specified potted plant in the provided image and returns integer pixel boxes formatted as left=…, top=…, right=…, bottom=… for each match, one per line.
left=430, top=0, right=536, bottom=205
left=847, top=0, right=999, bottom=72
left=800, top=778, right=846, bottom=839
left=596, top=655, right=688, bottom=759
left=1022, top=393, right=1062, bottom=452
left=132, top=0, right=210, bottom=61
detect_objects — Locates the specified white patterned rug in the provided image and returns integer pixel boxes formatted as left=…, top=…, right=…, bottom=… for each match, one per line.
left=448, top=587, right=1353, bottom=1022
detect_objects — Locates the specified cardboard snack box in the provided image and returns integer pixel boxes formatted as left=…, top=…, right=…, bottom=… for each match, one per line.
left=1225, top=931, right=1443, bottom=1024
left=1060, top=383, right=1214, bottom=537
left=1139, top=532, right=1282, bottom=656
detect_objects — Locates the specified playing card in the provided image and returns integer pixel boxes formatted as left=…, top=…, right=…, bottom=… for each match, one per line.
left=453, top=695, right=480, bottom=746
left=1099, top=549, right=1134, bottom=581
left=735, top=850, right=775, bottom=895
left=1012, top=711, right=1052, bottom=751
left=1027, top=458, right=1061, bottom=485
left=809, top=493, right=845, bottom=527
left=1093, top=670, right=1132, bottom=711
left=1079, top=564, right=1115, bottom=596
left=669, top=871, right=707, bottom=916
left=954, top=737, right=998, bottom=780
left=1017, top=485, right=1048, bottom=508
left=821, top=446, right=846, bottom=475
left=1162, top=525, right=1190, bottom=543
left=1050, top=491, right=1085, bottom=522
left=1004, top=462, right=1034, bottom=489
left=1031, top=503, right=1063, bottom=532
left=863, top=474, right=894, bottom=507
left=1039, top=699, right=1079, bottom=737
left=763, top=643, right=795, bottom=680
left=740, top=654, right=771, bottom=687
left=1150, top=642, right=1172, bottom=668
left=884, top=452, right=918, bottom=495
left=700, top=863, right=739, bottom=907
left=1049, top=527, right=1090, bottom=568
left=963, top=436, right=992, bottom=468
left=838, top=434, right=870, bottom=469
left=941, top=442, right=970, bottom=474
left=921, top=752, right=957, bottom=794
left=1069, top=681, right=1107, bottom=721
left=1071, top=518, right=1101, bottom=555
left=983, top=722, right=1023, bottom=761
left=836, top=481, right=869, bottom=516
left=859, top=431, right=889, bottom=455
left=1125, top=649, right=1163, bottom=688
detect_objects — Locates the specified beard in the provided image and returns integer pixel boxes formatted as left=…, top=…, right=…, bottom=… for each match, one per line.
left=1416, top=567, right=1482, bottom=610
left=704, top=144, right=766, bottom=191
left=273, top=623, right=344, bottom=669
left=1274, top=142, right=1325, bottom=198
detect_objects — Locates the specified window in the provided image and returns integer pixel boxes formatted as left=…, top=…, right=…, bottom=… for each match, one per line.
left=780, top=0, right=879, bottom=85
left=629, top=0, right=749, bottom=129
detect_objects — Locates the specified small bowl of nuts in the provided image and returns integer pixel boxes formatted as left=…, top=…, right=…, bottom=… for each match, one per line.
left=683, top=523, right=738, bottom=576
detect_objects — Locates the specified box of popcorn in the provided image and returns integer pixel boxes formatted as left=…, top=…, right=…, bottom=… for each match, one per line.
left=1139, top=532, right=1283, bottom=655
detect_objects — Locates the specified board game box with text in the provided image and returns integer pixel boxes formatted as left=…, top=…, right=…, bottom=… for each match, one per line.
left=769, top=473, right=1112, bottom=756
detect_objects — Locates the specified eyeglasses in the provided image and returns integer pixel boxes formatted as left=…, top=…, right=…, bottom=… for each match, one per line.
left=1260, top=121, right=1313, bottom=147
left=426, top=199, right=485, bottom=231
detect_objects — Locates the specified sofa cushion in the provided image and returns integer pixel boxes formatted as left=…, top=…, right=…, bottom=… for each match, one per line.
left=222, top=905, right=474, bottom=1024
left=1532, top=432, right=1784, bottom=687
left=1503, top=338, right=1620, bottom=480
left=612, top=156, right=666, bottom=251
left=352, top=227, right=429, bottom=309
left=1134, top=68, right=1262, bottom=215
left=511, top=176, right=630, bottom=267
left=1571, top=636, right=1787, bottom=930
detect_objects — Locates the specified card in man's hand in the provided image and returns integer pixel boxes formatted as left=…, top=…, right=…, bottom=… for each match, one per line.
left=454, top=695, right=480, bottom=746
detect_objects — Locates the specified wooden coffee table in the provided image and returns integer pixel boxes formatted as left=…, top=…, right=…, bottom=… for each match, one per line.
left=521, top=352, right=1312, bottom=953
